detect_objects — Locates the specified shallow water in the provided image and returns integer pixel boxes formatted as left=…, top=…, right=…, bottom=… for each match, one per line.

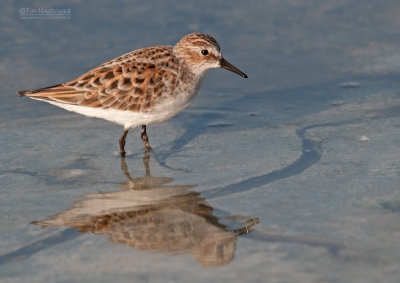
left=1, top=0, right=400, bottom=282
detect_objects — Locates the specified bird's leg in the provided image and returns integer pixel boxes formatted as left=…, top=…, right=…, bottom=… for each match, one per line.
left=120, top=154, right=133, bottom=181
left=141, top=125, right=151, bottom=151
left=119, top=129, right=129, bottom=157
left=143, top=149, right=151, bottom=176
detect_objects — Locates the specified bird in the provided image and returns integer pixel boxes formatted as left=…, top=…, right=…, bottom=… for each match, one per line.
left=18, top=33, right=248, bottom=156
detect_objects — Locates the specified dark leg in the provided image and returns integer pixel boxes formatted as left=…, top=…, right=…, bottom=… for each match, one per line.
left=143, top=150, right=151, bottom=176
left=141, top=125, right=151, bottom=151
left=120, top=154, right=133, bottom=181
left=119, top=128, right=129, bottom=156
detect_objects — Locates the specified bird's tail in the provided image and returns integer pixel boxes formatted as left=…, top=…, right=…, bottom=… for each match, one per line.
left=16, top=84, right=85, bottom=105
left=17, top=90, right=31, bottom=96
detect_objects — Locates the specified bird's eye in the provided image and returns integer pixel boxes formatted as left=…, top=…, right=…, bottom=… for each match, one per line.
left=201, top=50, right=209, bottom=56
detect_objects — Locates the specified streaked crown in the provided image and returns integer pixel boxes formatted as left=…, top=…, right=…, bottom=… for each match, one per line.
left=177, top=33, right=221, bottom=51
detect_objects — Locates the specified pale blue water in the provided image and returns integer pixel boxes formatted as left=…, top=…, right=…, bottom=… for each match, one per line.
left=1, top=1, right=400, bottom=282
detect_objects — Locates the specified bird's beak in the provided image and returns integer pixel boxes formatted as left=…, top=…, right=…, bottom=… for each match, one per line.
left=219, top=57, right=248, bottom=78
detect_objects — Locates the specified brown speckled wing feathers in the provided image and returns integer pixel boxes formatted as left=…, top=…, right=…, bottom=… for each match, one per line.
left=25, top=47, right=179, bottom=112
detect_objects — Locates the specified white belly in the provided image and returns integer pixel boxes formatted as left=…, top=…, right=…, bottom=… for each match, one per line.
left=31, top=88, right=199, bottom=129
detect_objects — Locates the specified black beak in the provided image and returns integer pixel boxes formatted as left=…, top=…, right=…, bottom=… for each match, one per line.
left=219, top=57, right=248, bottom=78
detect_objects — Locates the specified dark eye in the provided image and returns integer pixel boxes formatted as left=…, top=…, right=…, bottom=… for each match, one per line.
left=201, top=50, right=209, bottom=56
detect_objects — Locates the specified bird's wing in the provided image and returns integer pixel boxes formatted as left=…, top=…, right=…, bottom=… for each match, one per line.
left=21, top=60, right=178, bottom=112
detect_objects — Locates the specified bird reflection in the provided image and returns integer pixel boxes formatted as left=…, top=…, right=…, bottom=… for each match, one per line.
left=33, top=152, right=258, bottom=267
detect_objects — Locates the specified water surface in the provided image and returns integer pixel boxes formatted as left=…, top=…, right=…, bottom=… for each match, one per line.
left=1, top=1, right=400, bottom=282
